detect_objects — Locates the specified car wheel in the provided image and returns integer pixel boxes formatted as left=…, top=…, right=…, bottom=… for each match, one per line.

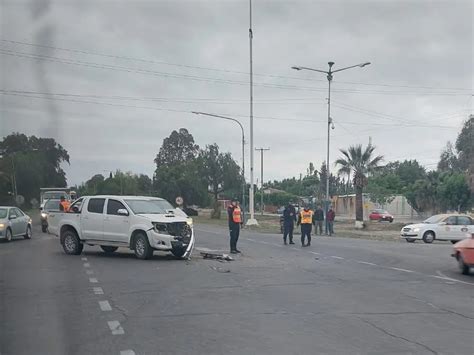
left=405, top=238, right=416, bottom=243
left=100, top=245, right=118, bottom=253
left=450, top=240, right=459, bottom=244
left=422, top=231, right=435, bottom=244
left=133, top=233, right=153, bottom=260
left=457, top=253, right=470, bottom=275
left=24, top=225, right=32, bottom=239
left=389, top=219, right=393, bottom=223
left=62, top=230, right=83, bottom=255
left=171, top=246, right=186, bottom=258
left=5, top=228, right=12, bottom=242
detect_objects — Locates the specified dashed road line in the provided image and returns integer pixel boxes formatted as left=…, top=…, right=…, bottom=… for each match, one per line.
left=86, top=270, right=94, bottom=275
left=81, top=257, right=88, bottom=261
left=432, top=271, right=474, bottom=286
left=93, top=287, right=104, bottom=295
left=99, top=300, right=112, bottom=311
left=89, top=277, right=98, bottom=283
left=356, top=261, right=377, bottom=266
left=331, top=256, right=344, bottom=260
left=83, top=263, right=91, bottom=268
left=108, top=320, right=125, bottom=335
left=309, top=251, right=320, bottom=255
left=120, top=350, right=136, bottom=355
left=390, top=267, right=414, bottom=273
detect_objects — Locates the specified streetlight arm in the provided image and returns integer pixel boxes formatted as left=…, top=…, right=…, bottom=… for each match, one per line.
left=191, top=111, right=244, bottom=136
left=292, top=66, right=328, bottom=74
left=332, top=62, right=371, bottom=73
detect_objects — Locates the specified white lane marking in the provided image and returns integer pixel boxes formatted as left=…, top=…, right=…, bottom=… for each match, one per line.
left=120, top=351, right=136, bottom=355
left=93, top=287, right=104, bottom=295
left=89, top=278, right=98, bottom=283
left=83, top=263, right=90, bottom=268
left=309, top=251, right=320, bottom=255
left=86, top=270, right=94, bottom=275
left=81, top=257, right=88, bottom=261
left=99, top=300, right=112, bottom=311
left=272, top=244, right=283, bottom=247
left=331, top=256, right=344, bottom=260
left=246, top=238, right=255, bottom=242
left=292, top=247, right=299, bottom=251
left=107, top=320, right=125, bottom=335
left=356, top=261, right=377, bottom=266
left=390, top=267, right=414, bottom=273
left=432, top=271, right=474, bottom=286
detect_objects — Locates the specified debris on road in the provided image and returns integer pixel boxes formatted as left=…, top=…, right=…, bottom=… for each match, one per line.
left=209, top=265, right=231, bottom=273
left=200, top=251, right=234, bottom=261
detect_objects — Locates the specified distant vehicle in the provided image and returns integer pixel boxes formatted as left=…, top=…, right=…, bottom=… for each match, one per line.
left=48, top=195, right=195, bottom=259
left=452, top=233, right=474, bottom=275
left=369, top=209, right=394, bottom=223
left=40, top=199, right=61, bottom=233
left=0, top=206, right=32, bottom=242
left=183, top=207, right=198, bottom=216
left=40, top=189, right=71, bottom=210
left=401, top=214, right=474, bottom=244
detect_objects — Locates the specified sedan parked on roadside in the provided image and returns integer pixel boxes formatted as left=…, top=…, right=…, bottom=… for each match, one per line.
left=0, top=206, right=32, bottom=242
left=401, top=214, right=473, bottom=244
left=369, top=209, right=394, bottom=222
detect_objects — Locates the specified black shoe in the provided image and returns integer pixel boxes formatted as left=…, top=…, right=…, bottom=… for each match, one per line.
left=235, top=249, right=242, bottom=254
left=230, top=250, right=238, bottom=254
left=284, top=241, right=287, bottom=245
left=289, top=241, right=295, bottom=245
left=307, top=243, right=311, bottom=247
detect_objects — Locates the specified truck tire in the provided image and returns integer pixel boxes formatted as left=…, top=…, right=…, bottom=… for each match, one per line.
left=133, top=233, right=153, bottom=260
left=171, top=246, right=186, bottom=258
left=62, top=230, right=83, bottom=255
left=100, top=245, right=118, bottom=253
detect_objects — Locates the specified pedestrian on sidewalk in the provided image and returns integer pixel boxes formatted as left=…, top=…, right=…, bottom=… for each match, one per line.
left=227, top=198, right=242, bottom=254
left=314, top=204, right=324, bottom=235
left=282, top=202, right=297, bottom=245
left=297, top=205, right=314, bottom=247
left=327, top=206, right=335, bottom=236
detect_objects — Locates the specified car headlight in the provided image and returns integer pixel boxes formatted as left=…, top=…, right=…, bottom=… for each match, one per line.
left=41, top=213, right=47, bottom=218
left=0, top=223, right=4, bottom=230
left=187, top=218, right=193, bottom=226
left=413, top=228, right=420, bottom=232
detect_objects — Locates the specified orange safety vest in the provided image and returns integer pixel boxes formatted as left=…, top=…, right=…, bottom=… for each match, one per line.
left=300, top=210, right=313, bottom=224
left=232, top=207, right=242, bottom=223
left=60, top=200, right=70, bottom=212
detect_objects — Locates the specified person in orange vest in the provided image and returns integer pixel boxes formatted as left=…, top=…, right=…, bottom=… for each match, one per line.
left=59, top=196, right=71, bottom=212
left=297, top=205, right=315, bottom=247
left=227, top=198, right=242, bottom=254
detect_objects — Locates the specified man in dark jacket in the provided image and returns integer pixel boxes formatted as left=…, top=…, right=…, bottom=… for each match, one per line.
left=314, top=205, right=324, bottom=235
left=227, top=198, right=242, bottom=254
left=282, top=203, right=297, bottom=245
left=327, top=206, right=335, bottom=236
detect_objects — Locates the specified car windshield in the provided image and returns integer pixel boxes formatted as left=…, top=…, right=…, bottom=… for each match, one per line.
left=44, top=200, right=60, bottom=211
left=0, top=208, right=7, bottom=219
left=124, top=199, right=174, bottom=214
left=423, top=215, right=445, bottom=224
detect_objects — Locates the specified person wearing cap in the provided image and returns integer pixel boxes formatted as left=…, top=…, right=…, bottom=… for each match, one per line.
left=297, top=205, right=315, bottom=247
left=282, top=202, right=297, bottom=245
left=227, top=198, right=242, bottom=254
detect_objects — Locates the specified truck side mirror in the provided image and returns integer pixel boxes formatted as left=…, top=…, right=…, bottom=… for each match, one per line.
left=117, top=209, right=129, bottom=216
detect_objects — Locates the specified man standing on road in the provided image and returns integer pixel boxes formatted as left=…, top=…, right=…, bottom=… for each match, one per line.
left=282, top=202, right=297, bottom=245
left=297, top=205, right=314, bottom=247
left=327, top=206, right=335, bottom=236
left=227, top=198, right=242, bottom=254
left=314, top=204, right=324, bottom=235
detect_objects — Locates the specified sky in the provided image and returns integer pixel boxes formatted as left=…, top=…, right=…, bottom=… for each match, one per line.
left=1, top=0, right=473, bottom=187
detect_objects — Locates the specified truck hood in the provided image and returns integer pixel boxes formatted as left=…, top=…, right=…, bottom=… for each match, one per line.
left=136, top=213, right=188, bottom=223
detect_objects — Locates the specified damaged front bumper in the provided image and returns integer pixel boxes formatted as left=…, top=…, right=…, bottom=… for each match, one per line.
left=147, top=226, right=195, bottom=259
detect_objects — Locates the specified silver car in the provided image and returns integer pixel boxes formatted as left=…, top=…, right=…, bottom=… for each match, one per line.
left=0, top=206, right=32, bottom=242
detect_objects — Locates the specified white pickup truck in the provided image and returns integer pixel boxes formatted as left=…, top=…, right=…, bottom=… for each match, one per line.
left=48, top=195, right=195, bottom=259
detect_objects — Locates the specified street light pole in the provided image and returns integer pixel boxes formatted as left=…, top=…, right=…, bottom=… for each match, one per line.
left=191, top=111, right=246, bottom=224
left=255, top=148, right=270, bottom=215
left=247, top=0, right=258, bottom=225
left=292, top=61, right=370, bottom=233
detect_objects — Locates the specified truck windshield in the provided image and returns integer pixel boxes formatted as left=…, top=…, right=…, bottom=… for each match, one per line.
left=124, top=199, right=174, bottom=214
left=43, top=192, right=69, bottom=201
left=0, top=208, right=7, bottom=219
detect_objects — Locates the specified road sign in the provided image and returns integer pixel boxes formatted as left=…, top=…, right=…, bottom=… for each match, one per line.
left=175, top=196, right=184, bottom=206
left=15, top=195, right=25, bottom=206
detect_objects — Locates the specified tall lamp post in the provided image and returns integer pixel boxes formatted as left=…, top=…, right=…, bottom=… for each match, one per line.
left=292, top=61, right=370, bottom=233
left=192, top=111, right=247, bottom=223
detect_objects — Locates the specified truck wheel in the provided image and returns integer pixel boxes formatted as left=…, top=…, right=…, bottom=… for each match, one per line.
left=422, top=231, right=435, bottom=244
left=171, top=246, right=186, bottom=258
left=24, top=225, right=32, bottom=239
left=100, top=246, right=118, bottom=253
left=405, top=238, right=416, bottom=243
left=5, top=228, right=12, bottom=242
left=133, top=233, right=153, bottom=260
left=457, top=254, right=470, bottom=275
left=42, top=225, right=48, bottom=233
left=62, top=230, right=83, bottom=255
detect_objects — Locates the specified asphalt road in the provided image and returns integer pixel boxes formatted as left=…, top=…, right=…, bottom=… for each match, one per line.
left=1, top=219, right=473, bottom=355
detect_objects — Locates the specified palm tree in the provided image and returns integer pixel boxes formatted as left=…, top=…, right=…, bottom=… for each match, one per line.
left=335, top=144, right=383, bottom=225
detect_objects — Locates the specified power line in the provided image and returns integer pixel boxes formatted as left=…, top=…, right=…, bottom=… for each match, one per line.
left=0, top=47, right=471, bottom=96
left=2, top=38, right=470, bottom=92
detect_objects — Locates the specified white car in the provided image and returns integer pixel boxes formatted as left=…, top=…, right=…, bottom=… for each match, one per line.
left=0, top=206, right=32, bottom=242
left=401, top=214, right=474, bottom=244
left=48, top=195, right=195, bottom=259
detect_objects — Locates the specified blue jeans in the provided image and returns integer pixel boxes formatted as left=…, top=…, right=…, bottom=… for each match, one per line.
left=328, top=221, right=334, bottom=235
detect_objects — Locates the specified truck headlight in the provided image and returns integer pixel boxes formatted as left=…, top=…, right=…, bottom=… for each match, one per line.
left=187, top=218, right=193, bottom=226
left=0, top=223, right=4, bottom=230
left=41, top=213, right=47, bottom=219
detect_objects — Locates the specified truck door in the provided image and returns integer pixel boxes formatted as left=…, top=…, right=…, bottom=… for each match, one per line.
left=103, top=198, right=130, bottom=243
left=82, top=198, right=106, bottom=240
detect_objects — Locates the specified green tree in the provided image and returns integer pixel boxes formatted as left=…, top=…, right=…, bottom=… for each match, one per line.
left=438, top=142, right=460, bottom=172
left=437, top=172, right=471, bottom=212
left=455, top=115, right=473, bottom=171
left=335, top=144, right=383, bottom=223
left=367, top=173, right=401, bottom=206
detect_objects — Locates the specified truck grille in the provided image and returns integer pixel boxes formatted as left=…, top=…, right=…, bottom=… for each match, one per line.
left=155, top=222, right=192, bottom=244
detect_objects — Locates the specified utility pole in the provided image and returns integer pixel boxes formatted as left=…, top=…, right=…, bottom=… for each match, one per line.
left=247, top=0, right=258, bottom=225
left=255, top=148, right=270, bottom=215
